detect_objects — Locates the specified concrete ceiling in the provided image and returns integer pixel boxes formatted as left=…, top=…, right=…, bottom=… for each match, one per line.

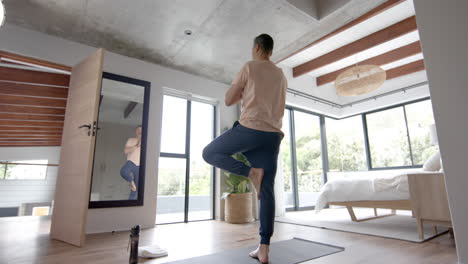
left=3, top=0, right=385, bottom=84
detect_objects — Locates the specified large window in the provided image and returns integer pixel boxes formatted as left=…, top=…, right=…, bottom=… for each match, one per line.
left=0, top=160, right=48, bottom=180
left=279, top=110, right=294, bottom=209
left=293, top=111, right=322, bottom=207
left=405, top=100, right=439, bottom=164
left=366, top=107, right=412, bottom=168
left=326, top=116, right=367, bottom=172
left=157, top=95, right=215, bottom=224
left=279, top=108, right=326, bottom=210
left=365, top=99, right=437, bottom=168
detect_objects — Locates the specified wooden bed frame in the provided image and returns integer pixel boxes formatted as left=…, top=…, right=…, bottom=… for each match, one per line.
left=328, top=200, right=413, bottom=222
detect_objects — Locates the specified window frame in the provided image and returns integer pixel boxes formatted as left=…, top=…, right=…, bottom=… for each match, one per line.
left=282, top=97, right=433, bottom=212
left=158, top=94, right=217, bottom=224
left=0, top=161, right=49, bottom=181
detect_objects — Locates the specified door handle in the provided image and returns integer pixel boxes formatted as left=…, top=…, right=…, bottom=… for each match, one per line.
left=78, top=124, right=92, bottom=136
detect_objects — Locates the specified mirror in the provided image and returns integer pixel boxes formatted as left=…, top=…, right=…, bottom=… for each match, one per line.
left=89, top=72, right=150, bottom=208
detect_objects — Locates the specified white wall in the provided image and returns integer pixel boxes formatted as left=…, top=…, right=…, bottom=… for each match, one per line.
left=413, top=1, right=468, bottom=263
left=0, top=24, right=238, bottom=233
left=0, top=147, right=60, bottom=209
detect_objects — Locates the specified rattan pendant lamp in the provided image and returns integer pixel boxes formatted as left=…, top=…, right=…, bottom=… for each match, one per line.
left=335, top=64, right=386, bottom=96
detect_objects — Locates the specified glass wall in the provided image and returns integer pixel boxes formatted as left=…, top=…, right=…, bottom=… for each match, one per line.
left=279, top=110, right=294, bottom=209
left=279, top=108, right=325, bottom=210
left=364, top=99, right=438, bottom=168
left=366, top=107, right=412, bottom=168
left=405, top=100, right=439, bottom=164
left=293, top=112, right=322, bottom=207
left=326, top=116, right=367, bottom=172
left=157, top=95, right=215, bottom=224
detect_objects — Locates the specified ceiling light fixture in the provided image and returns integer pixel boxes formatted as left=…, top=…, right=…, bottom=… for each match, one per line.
left=184, top=30, right=192, bottom=36
left=335, top=65, right=386, bottom=96
left=0, top=0, right=5, bottom=27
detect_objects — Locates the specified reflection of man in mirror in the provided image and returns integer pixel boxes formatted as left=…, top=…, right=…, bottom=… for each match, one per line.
left=120, top=126, right=142, bottom=200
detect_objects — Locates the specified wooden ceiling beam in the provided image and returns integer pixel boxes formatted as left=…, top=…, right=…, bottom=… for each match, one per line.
left=0, top=113, right=64, bottom=121
left=293, top=16, right=418, bottom=77
left=0, top=66, right=70, bottom=87
left=0, top=81, right=68, bottom=98
left=277, top=0, right=407, bottom=63
left=0, top=105, right=66, bottom=115
left=386, top=59, right=425, bottom=80
left=0, top=50, right=72, bottom=72
left=0, top=95, right=66, bottom=108
left=317, top=41, right=422, bottom=86
left=0, top=120, right=64, bottom=127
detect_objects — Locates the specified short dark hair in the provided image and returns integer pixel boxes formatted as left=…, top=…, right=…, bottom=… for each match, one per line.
left=254, top=34, right=274, bottom=54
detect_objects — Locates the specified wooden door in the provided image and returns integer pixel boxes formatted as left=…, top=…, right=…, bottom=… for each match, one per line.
left=50, top=49, right=104, bottom=247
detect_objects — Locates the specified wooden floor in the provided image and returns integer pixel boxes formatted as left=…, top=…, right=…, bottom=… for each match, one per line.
left=0, top=215, right=457, bottom=264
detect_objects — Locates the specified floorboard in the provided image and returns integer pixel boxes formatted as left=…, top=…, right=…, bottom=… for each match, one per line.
left=0, top=215, right=457, bottom=264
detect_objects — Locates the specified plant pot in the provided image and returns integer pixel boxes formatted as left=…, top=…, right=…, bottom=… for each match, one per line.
left=225, top=192, right=254, bottom=224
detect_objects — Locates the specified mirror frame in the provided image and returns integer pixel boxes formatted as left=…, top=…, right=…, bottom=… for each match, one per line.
left=89, top=72, right=151, bottom=208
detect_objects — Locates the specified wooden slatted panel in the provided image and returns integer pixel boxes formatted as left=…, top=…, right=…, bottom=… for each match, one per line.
left=0, top=126, right=63, bottom=132
left=0, top=142, right=61, bottom=147
left=0, top=113, right=64, bottom=121
left=0, top=131, right=62, bottom=136
left=0, top=105, right=66, bottom=115
left=0, top=135, right=62, bottom=139
left=0, top=95, right=66, bottom=108
left=0, top=66, right=70, bottom=87
left=0, top=138, right=63, bottom=142
left=0, top=81, right=68, bottom=98
left=0, top=120, right=64, bottom=127
left=0, top=50, right=72, bottom=72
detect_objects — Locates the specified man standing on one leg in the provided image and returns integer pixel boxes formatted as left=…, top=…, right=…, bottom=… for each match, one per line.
left=203, top=34, right=287, bottom=263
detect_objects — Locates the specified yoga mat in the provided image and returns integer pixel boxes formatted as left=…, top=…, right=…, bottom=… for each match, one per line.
left=163, top=238, right=344, bottom=264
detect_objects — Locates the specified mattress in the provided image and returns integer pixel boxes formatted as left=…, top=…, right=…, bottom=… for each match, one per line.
left=315, top=171, right=418, bottom=213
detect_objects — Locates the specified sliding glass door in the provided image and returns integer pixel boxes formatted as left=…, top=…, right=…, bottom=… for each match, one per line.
left=279, top=108, right=325, bottom=210
left=157, top=95, right=215, bottom=224
left=293, top=111, right=323, bottom=208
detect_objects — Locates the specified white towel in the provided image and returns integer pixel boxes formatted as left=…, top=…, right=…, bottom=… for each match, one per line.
left=138, top=245, right=168, bottom=259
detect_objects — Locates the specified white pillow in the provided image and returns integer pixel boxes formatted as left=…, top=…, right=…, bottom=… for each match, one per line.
left=423, top=151, right=441, bottom=171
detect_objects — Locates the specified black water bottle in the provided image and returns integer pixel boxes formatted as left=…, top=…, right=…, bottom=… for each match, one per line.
left=129, top=225, right=140, bottom=264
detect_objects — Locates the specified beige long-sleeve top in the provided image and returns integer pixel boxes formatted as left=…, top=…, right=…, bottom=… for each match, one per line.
left=226, top=60, right=287, bottom=134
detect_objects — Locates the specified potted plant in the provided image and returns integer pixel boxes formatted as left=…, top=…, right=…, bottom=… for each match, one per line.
left=222, top=153, right=254, bottom=224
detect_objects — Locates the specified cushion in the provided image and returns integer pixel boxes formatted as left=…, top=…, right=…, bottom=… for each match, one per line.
left=423, top=151, right=441, bottom=171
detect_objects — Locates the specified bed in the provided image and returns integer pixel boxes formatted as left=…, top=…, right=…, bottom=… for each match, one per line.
left=315, top=171, right=421, bottom=222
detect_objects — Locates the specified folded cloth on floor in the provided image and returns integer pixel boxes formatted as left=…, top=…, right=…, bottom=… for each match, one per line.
left=138, top=245, right=168, bottom=258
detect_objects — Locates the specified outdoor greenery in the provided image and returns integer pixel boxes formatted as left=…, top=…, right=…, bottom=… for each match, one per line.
left=158, top=100, right=438, bottom=205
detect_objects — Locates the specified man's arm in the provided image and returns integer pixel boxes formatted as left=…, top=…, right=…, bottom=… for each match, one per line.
left=225, top=64, right=248, bottom=106
left=124, top=138, right=138, bottom=154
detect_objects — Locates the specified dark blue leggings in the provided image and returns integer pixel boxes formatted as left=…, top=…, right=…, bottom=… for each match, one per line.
left=120, top=160, right=139, bottom=200
left=203, top=121, right=282, bottom=245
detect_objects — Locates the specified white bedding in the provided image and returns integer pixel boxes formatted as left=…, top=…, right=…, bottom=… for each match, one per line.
left=315, top=171, right=423, bottom=213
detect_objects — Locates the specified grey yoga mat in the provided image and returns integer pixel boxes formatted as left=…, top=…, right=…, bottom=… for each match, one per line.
left=163, top=238, right=344, bottom=264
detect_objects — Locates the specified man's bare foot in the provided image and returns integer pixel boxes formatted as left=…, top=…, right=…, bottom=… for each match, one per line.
left=249, top=244, right=269, bottom=263
left=248, top=168, right=264, bottom=200
left=130, top=181, right=137, bottom=192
